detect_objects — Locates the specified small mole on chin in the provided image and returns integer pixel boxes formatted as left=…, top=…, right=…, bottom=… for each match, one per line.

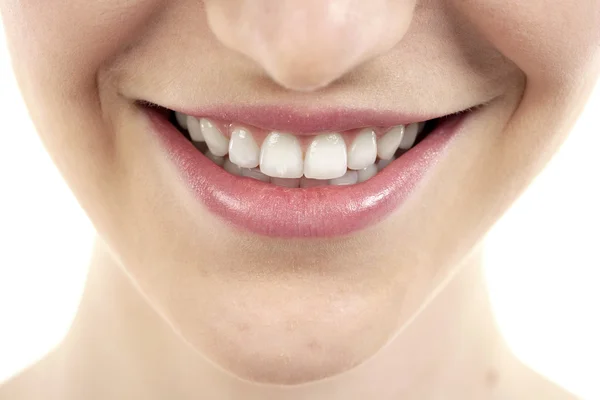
left=485, top=368, right=500, bottom=388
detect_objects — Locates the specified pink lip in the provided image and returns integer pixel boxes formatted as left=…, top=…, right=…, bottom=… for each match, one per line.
left=146, top=110, right=465, bottom=237
left=175, top=105, right=438, bottom=134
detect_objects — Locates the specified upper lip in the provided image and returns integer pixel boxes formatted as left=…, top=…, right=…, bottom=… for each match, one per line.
left=169, top=105, right=442, bottom=134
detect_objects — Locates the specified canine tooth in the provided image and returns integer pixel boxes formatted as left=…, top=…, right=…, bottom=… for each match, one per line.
left=187, top=116, right=204, bottom=142
left=176, top=112, right=189, bottom=130
left=347, top=129, right=377, bottom=170
left=329, top=170, right=358, bottom=186
left=271, top=178, right=301, bottom=188
left=399, top=123, right=419, bottom=150
left=200, top=118, right=229, bottom=157
left=224, top=159, right=243, bottom=176
left=300, top=177, right=329, bottom=188
left=417, top=121, right=426, bottom=134
left=204, top=151, right=225, bottom=166
left=229, top=127, right=260, bottom=168
left=242, top=167, right=270, bottom=182
left=304, top=133, right=347, bottom=180
left=377, top=125, right=404, bottom=160
left=377, top=158, right=393, bottom=171
left=260, top=132, right=304, bottom=179
left=357, top=164, right=378, bottom=182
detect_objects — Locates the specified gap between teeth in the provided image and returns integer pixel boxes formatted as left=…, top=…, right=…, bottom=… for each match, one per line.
left=177, top=113, right=426, bottom=188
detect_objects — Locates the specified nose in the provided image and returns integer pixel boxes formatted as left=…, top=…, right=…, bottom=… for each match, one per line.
left=203, top=0, right=416, bottom=91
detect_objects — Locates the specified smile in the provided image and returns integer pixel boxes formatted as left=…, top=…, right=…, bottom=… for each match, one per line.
left=143, top=103, right=471, bottom=237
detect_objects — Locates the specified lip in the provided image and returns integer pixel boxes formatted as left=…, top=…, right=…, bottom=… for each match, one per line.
left=145, top=109, right=466, bottom=237
left=172, top=105, right=439, bottom=135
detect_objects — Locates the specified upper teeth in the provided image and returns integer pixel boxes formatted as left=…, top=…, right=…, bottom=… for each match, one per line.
left=347, top=129, right=377, bottom=170
left=175, top=111, right=426, bottom=187
left=259, top=132, right=304, bottom=179
left=377, top=125, right=405, bottom=160
left=229, top=127, right=260, bottom=169
left=304, top=133, right=348, bottom=180
left=200, top=118, right=229, bottom=157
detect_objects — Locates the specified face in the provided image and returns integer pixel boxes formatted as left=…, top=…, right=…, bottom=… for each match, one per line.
left=1, top=0, right=598, bottom=385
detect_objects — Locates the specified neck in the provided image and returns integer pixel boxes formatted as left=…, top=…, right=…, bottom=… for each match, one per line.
left=57, top=237, right=527, bottom=399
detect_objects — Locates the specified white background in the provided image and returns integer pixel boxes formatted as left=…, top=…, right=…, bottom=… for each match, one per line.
left=0, top=20, right=599, bottom=398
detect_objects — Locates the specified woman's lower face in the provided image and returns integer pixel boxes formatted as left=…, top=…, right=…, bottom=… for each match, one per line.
left=2, top=0, right=598, bottom=385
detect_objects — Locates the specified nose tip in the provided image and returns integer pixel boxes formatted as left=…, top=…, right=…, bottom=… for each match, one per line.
left=204, top=0, right=415, bottom=91
left=252, top=40, right=370, bottom=92
left=252, top=36, right=379, bottom=92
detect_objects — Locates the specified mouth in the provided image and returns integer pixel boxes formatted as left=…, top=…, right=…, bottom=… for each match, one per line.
left=142, top=102, right=472, bottom=237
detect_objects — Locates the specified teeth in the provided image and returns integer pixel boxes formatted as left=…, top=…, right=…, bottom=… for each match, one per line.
left=176, top=112, right=189, bottom=130
left=242, top=167, right=270, bottom=182
left=357, top=164, right=378, bottom=182
left=377, top=158, right=393, bottom=171
left=329, top=170, right=358, bottom=186
left=187, top=116, right=204, bottom=142
left=377, top=125, right=405, bottom=160
left=300, top=177, right=329, bottom=188
left=271, top=178, right=301, bottom=188
left=399, top=123, right=419, bottom=150
left=176, top=111, right=431, bottom=185
left=260, top=132, right=304, bottom=179
left=347, top=129, right=377, bottom=170
left=200, top=119, right=229, bottom=157
left=223, top=159, right=243, bottom=176
left=304, top=133, right=348, bottom=180
left=204, top=151, right=225, bottom=167
left=229, top=127, right=260, bottom=168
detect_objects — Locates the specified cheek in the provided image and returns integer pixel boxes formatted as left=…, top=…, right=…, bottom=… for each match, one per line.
left=0, top=1, right=165, bottom=172
left=0, top=1, right=171, bottom=239
left=449, top=0, right=600, bottom=167
left=2, top=0, right=164, bottom=92
left=449, top=0, right=600, bottom=84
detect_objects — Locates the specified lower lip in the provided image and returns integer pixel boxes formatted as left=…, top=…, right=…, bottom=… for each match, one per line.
left=147, top=111, right=466, bottom=237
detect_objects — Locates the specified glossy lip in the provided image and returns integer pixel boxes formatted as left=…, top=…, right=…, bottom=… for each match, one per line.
left=146, top=109, right=467, bottom=237
left=173, top=105, right=439, bottom=134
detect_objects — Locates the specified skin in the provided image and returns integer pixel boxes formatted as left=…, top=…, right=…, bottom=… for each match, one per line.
left=0, top=0, right=599, bottom=398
